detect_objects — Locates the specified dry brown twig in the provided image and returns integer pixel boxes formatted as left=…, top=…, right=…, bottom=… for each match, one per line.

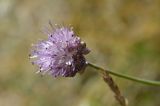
left=102, top=71, right=128, bottom=106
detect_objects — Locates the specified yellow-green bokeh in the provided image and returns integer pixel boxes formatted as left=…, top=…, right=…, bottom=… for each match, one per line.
left=0, top=0, right=160, bottom=106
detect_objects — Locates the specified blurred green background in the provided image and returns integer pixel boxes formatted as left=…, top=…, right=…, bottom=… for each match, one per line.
left=0, top=0, right=160, bottom=106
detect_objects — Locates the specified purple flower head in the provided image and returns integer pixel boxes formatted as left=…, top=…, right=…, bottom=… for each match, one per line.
left=29, top=24, right=90, bottom=77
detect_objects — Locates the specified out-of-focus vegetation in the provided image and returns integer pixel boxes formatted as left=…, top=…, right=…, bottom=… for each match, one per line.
left=0, top=0, right=160, bottom=106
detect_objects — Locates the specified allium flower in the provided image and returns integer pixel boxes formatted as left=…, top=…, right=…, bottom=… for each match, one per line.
left=29, top=25, right=90, bottom=77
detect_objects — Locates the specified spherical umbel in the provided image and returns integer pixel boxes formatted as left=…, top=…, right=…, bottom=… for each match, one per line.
left=29, top=25, right=90, bottom=77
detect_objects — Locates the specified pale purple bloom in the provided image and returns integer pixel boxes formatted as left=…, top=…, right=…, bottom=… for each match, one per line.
left=29, top=25, right=90, bottom=77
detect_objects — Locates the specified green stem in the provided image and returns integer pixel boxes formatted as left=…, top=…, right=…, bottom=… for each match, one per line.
left=88, top=62, right=160, bottom=86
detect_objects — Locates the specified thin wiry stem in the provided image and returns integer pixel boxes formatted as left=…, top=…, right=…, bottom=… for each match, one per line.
left=88, top=62, right=160, bottom=86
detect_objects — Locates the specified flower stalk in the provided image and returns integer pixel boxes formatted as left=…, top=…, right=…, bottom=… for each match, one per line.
left=88, top=62, right=160, bottom=86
